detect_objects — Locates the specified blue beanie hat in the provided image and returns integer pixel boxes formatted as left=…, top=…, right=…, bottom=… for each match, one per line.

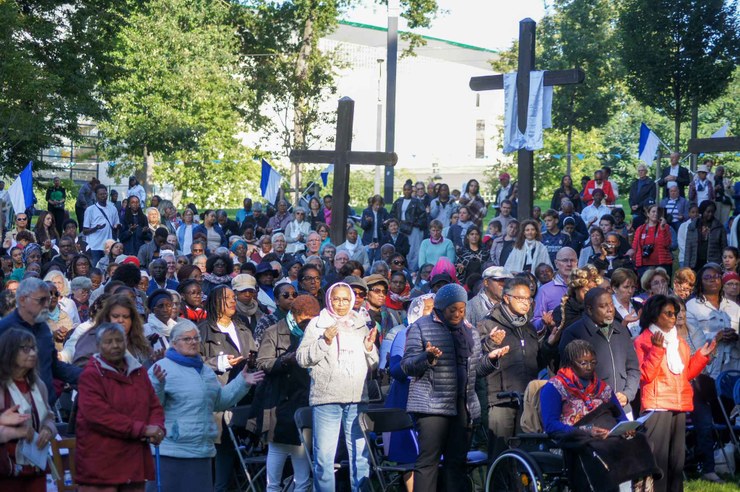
left=433, top=283, right=467, bottom=311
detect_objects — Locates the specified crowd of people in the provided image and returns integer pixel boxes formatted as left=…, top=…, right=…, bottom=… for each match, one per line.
left=0, top=159, right=737, bottom=491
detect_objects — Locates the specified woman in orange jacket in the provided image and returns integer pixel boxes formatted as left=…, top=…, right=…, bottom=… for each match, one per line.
left=634, top=295, right=716, bottom=492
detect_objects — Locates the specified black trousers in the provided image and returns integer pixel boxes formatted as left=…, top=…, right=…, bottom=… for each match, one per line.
left=50, top=207, right=66, bottom=235
left=75, top=204, right=86, bottom=227
left=643, top=410, right=685, bottom=492
left=412, top=400, right=472, bottom=492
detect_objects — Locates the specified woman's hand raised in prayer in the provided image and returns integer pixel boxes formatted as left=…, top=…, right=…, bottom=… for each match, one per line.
left=699, top=339, right=717, bottom=357
left=152, top=364, right=167, bottom=383
left=650, top=331, right=664, bottom=348
left=425, top=342, right=443, bottom=366
left=364, top=328, right=378, bottom=352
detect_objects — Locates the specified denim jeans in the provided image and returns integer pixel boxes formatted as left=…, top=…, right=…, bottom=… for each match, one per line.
left=312, top=403, right=370, bottom=492
left=267, top=442, right=311, bottom=492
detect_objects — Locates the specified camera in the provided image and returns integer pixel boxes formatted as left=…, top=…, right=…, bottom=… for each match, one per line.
left=642, top=244, right=654, bottom=257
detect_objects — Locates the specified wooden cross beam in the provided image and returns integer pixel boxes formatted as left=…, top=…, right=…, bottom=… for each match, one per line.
left=687, top=136, right=740, bottom=154
left=469, top=18, right=585, bottom=220
left=290, top=96, right=398, bottom=245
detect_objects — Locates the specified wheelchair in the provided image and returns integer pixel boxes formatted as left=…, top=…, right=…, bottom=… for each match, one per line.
left=485, top=390, right=570, bottom=492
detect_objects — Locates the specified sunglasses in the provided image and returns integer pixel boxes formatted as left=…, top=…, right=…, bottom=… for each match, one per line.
left=392, top=260, right=405, bottom=266
left=280, top=292, right=298, bottom=299
left=16, top=217, right=27, bottom=221
left=369, top=288, right=387, bottom=295
left=353, top=290, right=367, bottom=299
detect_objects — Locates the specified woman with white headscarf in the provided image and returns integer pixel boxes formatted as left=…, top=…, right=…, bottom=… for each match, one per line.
left=296, top=282, right=379, bottom=492
left=44, top=269, right=80, bottom=328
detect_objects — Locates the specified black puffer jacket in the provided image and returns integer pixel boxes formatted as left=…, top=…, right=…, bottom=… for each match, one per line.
left=402, top=312, right=498, bottom=420
left=256, top=318, right=309, bottom=445
left=478, top=304, right=558, bottom=407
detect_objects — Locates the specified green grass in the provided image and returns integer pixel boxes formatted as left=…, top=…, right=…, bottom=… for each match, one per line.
left=685, top=478, right=740, bottom=491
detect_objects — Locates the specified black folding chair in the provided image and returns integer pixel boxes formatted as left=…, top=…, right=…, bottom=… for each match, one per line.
left=359, top=408, right=417, bottom=491
left=227, top=405, right=267, bottom=492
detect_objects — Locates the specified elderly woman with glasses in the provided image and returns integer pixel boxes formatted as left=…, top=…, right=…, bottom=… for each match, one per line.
left=147, top=320, right=264, bottom=492
left=541, top=340, right=660, bottom=492
left=297, top=282, right=379, bottom=492
left=0, top=329, right=57, bottom=491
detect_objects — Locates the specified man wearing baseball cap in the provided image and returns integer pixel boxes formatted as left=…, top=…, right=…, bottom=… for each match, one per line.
left=362, top=274, right=399, bottom=343
left=232, top=274, right=268, bottom=330
left=467, top=266, right=513, bottom=328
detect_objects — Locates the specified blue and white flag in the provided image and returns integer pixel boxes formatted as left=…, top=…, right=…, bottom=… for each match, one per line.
left=712, top=123, right=729, bottom=139
left=320, top=164, right=334, bottom=187
left=638, top=123, right=660, bottom=166
left=260, top=159, right=281, bottom=203
left=8, top=161, right=34, bottom=215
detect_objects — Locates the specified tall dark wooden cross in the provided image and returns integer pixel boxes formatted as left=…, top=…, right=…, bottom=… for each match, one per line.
left=290, top=96, right=398, bottom=245
left=469, top=18, right=585, bottom=220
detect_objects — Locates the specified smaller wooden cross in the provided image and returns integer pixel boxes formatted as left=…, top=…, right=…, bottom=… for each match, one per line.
left=290, top=97, right=398, bottom=245
left=469, top=18, right=585, bottom=220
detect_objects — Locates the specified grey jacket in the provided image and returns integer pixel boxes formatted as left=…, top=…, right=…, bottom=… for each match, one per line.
left=297, top=309, right=379, bottom=406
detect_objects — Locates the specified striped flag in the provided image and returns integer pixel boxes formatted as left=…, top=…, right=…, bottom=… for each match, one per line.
left=259, top=159, right=282, bottom=203
left=8, top=161, right=34, bottom=215
left=638, top=123, right=660, bottom=166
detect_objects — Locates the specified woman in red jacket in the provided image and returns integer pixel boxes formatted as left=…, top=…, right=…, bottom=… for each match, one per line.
left=634, top=295, right=715, bottom=492
left=632, top=204, right=674, bottom=278
left=75, top=323, right=165, bottom=492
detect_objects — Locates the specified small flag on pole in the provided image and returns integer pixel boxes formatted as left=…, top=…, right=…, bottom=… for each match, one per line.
left=8, top=161, right=35, bottom=215
left=320, top=164, right=334, bottom=187
left=260, top=159, right=282, bottom=203
left=712, top=123, right=729, bottom=139
left=638, top=123, right=660, bottom=166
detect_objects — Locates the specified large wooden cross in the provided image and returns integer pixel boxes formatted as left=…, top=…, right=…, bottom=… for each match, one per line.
left=290, top=97, right=398, bottom=245
left=469, top=18, right=585, bottom=220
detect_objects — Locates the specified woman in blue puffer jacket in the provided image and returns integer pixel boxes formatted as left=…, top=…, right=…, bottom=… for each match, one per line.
left=401, top=283, right=510, bottom=492
left=147, top=320, right=265, bottom=492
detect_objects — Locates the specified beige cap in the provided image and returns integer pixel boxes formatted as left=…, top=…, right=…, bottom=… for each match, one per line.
left=232, top=274, right=257, bottom=292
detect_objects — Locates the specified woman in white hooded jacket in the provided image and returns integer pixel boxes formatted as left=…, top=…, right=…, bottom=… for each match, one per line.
left=504, top=219, right=553, bottom=273
left=296, top=282, right=378, bottom=492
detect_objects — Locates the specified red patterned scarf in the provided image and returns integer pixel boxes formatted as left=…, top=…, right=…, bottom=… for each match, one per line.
left=553, top=366, right=608, bottom=412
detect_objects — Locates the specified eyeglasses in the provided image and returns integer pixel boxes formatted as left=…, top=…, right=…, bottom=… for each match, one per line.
left=353, top=290, right=367, bottom=298
left=280, top=292, right=298, bottom=299
left=331, top=297, right=351, bottom=305
left=506, top=294, right=532, bottom=303
left=19, top=345, right=37, bottom=354
left=369, top=288, right=387, bottom=295
left=16, top=217, right=27, bottom=221
left=703, top=274, right=722, bottom=281
left=177, top=260, right=189, bottom=265
left=177, top=336, right=201, bottom=344
left=30, top=296, right=50, bottom=305
left=661, top=311, right=677, bottom=318
left=50, top=292, right=60, bottom=298
left=575, top=360, right=598, bottom=369
left=302, top=276, right=321, bottom=283
left=392, top=260, right=405, bottom=266
left=556, top=258, right=577, bottom=264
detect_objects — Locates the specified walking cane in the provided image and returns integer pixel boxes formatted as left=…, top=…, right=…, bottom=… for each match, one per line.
left=154, top=445, right=162, bottom=492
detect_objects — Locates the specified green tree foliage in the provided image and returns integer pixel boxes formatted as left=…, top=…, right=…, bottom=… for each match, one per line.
left=619, top=0, right=740, bottom=149
left=0, top=0, right=124, bottom=175
left=99, top=0, right=251, bottom=205
left=539, top=0, right=620, bottom=169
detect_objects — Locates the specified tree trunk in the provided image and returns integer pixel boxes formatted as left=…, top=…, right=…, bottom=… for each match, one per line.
left=566, top=91, right=575, bottom=175
left=566, top=124, right=573, bottom=176
left=690, top=99, right=698, bottom=171
left=291, top=14, right=315, bottom=205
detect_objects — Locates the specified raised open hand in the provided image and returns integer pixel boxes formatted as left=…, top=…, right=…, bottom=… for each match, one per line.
left=488, top=345, right=510, bottom=360
left=364, top=327, right=378, bottom=351
left=323, top=325, right=339, bottom=345
left=650, top=331, right=664, bottom=348
left=152, top=364, right=167, bottom=383
left=699, top=339, right=717, bottom=357
left=243, top=369, right=265, bottom=386
left=489, top=327, right=506, bottom=345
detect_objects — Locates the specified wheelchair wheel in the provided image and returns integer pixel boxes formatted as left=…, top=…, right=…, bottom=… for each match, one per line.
left=486, top=449, right=542, bottom=492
